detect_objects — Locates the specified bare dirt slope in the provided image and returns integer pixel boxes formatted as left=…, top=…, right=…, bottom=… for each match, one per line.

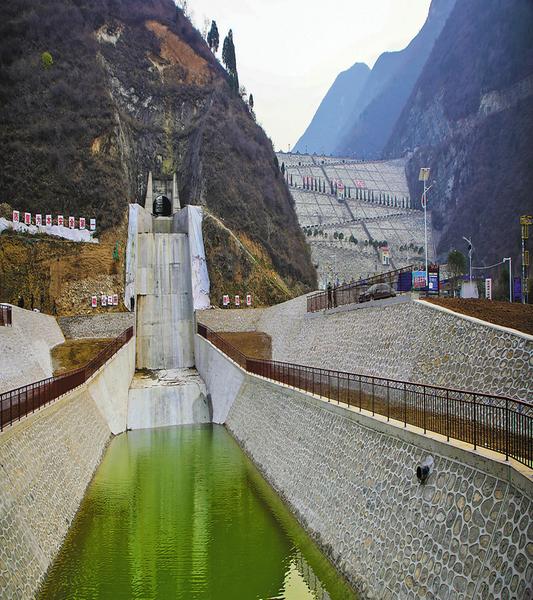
left=422, top=298, right=533, bottom=335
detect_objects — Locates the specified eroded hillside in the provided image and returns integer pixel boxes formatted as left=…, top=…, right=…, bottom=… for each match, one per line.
left=0, top=0, right=315, bottom=308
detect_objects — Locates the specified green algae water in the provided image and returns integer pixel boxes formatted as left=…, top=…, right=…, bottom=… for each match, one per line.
left=39, top=425, right=357, bottom=600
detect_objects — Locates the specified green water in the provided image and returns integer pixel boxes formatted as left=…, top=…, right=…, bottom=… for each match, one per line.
left=39, top=425, right=357, bottom=600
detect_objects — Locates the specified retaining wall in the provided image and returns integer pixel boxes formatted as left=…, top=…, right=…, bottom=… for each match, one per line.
left=198, top=335, right=533, bottom=600
left=58, top=312, right=134, bottom=339
left=0, top=306, right=65, bottom=393
left=0, top=338, right=135, bottom=599
left=197, top=296, right=533, bottom=401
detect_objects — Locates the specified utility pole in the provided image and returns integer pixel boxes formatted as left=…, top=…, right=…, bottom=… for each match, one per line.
left=462, top=236, right=473, bottom=282
left=503, top=257, right=512, bottom=302
left=520, top=215, right=532, bottom=304
left=419, top=168, right=431, bottom=292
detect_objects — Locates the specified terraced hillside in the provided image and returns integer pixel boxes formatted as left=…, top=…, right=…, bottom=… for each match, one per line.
left=277, top=153, right=433, bottom=284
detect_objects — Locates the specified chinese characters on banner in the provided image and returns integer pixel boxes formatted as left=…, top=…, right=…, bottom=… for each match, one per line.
left=222, top=294, right=252, bottom=307
left=92, top=294, right=120, bottom=308
left=10, top=210, right=95, bottom=230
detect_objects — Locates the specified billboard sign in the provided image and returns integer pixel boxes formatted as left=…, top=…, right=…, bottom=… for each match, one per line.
left=35, top=214, right=42, bottom=226
left=513, top=277, right=522, bottom=303
left=45, top=214, right=52, bottom=226
left=79, top=217, right=86, bottom=230
left=91, top=295, right=97, bottom=308
left=246, top=293, right=252, bottom=306
left=90, top=218, right=96, bottom=231
left=24, top=212, right=31, bottom=225
left=235, top=295, right=240, bottom=307
left=485, top=278, right=492, bottom=300
left=412, top=270, right=427, bottom=290
left=57, top=215, right=64, bottom=227
left=222, top=294, right=230, bottom=307
left=12, top=210, right=19, bottom=223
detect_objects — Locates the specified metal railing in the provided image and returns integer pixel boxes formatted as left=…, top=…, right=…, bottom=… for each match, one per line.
left=0, top=304, right=12, bottom=326
left=0, top=326, right=134, bottom=431
left=197, top=324, right=532, bottom=469
left=307, top=265, right=414, bottom=312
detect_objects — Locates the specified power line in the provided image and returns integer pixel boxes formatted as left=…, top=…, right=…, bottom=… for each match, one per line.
left=472, top=260, right=506, bottom=270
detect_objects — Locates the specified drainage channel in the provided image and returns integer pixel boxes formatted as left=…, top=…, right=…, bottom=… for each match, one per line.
left=38, top=424, right=357, bottom=599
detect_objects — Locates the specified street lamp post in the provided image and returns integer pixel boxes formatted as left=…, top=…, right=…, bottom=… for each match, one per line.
left=418, top=168, right=431, bottom=292
left=503, top=257, right=512, bottom=302
left=462, top=236, right=473, bottom=282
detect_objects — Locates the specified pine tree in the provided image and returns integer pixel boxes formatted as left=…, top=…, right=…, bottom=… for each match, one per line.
left=207, top=21, right=219, bottom=53
left=222, top=30, right=239, bottom=92
left=248, top=93, right=254, bottom=111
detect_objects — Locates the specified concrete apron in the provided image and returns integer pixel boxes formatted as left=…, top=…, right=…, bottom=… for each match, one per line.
left=128, top=369, right=211, bottom=429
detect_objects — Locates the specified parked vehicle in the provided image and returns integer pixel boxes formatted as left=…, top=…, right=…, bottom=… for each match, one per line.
left=358, top=283, right=396, bottom=303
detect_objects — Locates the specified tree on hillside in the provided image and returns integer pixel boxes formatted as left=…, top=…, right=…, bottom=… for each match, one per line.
left=248, top=93, right=254, bottom=111
left=207, top=20, right=219, bottom=52
left=447, top=249, right=467, bottom=296
left=222, top=29, right=239, bottom=92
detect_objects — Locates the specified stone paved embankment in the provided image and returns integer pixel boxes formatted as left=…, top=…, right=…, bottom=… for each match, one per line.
left=198, top=296, right=533, bottom=401
left=225, top=373, right=533, bottom=600
left=0, top=306, right=65, bottom=393
left=0, top=388, right=111, bottom=599
left=58, top=312, right=134, bottom=339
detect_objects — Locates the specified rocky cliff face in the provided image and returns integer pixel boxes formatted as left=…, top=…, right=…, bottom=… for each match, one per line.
left=335, top=0, right=455, bottom=159
left=293, top=62, right=370, bottom=155
left=385, top=0, right=533, bottom=267
left=0, top=0, right=316, bottom=305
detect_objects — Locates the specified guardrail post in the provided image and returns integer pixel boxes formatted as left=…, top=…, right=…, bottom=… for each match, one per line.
left=403, top=382, right=407, bottom=428
left=473, top=394, right=477, bottom=450
left=505, top=398, right=509, bottom=461
left=387, top=381, right=390, bottom=421
left=446, top=389, right=450, bottom=442
left=423, top=387, right=427, bottom=434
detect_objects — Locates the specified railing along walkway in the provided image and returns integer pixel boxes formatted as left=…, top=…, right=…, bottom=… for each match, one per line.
left=0, top=304, right=12, bottom=326
left=0, top=326, right=133, bottom=431
left=197, top=324, right=532, bottom=469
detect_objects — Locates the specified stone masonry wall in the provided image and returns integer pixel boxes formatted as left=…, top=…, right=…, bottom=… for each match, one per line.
left=226, top=375, right=533, bottom=599
left=0, top=305, right=65, bottom=394
left=0, top=388, right=111, bottom=599
left=198, top=297, right=533, bottom=401
left=58, top=312, right=134, bottom=339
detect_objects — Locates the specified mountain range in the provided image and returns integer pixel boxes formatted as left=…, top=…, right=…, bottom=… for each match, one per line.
left=0, top=0, right=316, bottom=305
left=295, top=0, right=533, bottom=270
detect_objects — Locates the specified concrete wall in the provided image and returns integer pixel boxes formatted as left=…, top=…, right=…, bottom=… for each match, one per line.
left=87, top=339, right=136, bottom=434
left=197, top=296, right=533, bottom=401
left=136, top=233, right=194, bottom=369
left=195, top=335, right=246, bottom=424
left=127, top=369, right=210, bottom=429
left=198, top=336, right=533, bottom=599
left=58, top=312, right=134, bottom=339
left=0, top=334, right=136, bottom=599
left=0, top=389, right=111, bottom=600
left=0, top=306, right=64, bottom=393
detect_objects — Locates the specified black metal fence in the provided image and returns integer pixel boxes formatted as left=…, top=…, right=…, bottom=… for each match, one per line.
left=307, top=265, right=414, bottom=312
left=0, top=327, right=134, bottom=431
left=0, top=304, right=12, bottom=326
left=197, top=324, right=532, bottom=469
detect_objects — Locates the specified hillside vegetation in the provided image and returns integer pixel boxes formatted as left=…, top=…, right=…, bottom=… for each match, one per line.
left=385, top=0, right=533, bottom=267
left=0, top=0, right=315, bottom=308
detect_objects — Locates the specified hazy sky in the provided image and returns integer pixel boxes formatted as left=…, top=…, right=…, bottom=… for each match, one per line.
left=187, top=0, right=432, bottom=151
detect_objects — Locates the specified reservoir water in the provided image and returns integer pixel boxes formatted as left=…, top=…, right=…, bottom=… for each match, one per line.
left=39, top=424, right=357, bottom=599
